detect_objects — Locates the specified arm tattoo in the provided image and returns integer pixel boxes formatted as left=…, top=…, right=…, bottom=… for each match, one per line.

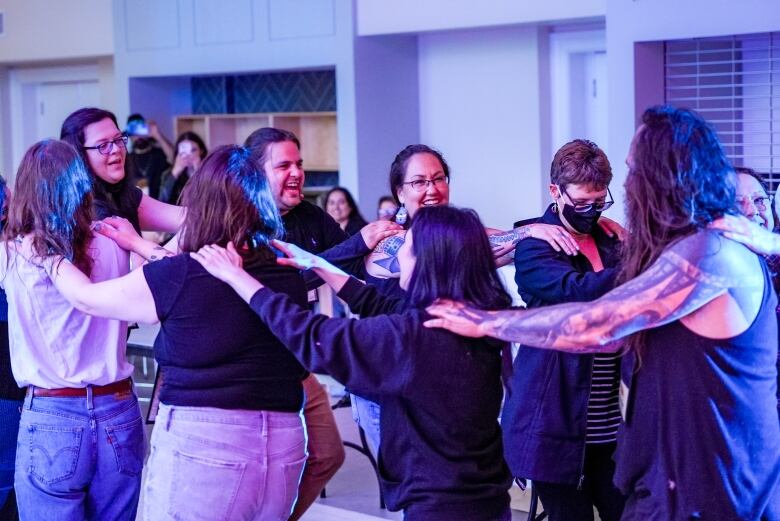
left=147, top=246, right=175, bottom=263
left=472, top=238, right=746, bottom=352
left=371, top=235, right=405, bottom=274
left=488, top=230, right=521, bottom=247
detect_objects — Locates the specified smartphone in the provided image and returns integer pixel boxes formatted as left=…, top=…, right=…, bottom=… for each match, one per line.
left=178, top=141, right=195, bottom=156
left=127, top=119, right=149, bottom=137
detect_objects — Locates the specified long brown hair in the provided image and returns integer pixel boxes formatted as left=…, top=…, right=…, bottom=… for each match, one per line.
left=178, top=145, right=283, bottom=260
left=4, top=140, right=94, bottom=275
left=620, top=106, right=735, bottom=354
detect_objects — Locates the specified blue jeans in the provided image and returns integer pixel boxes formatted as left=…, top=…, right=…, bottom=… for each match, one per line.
left=350, top=394, right=381, bottom=455
left=0, top=397, right=22, bottom=509
left=15, top=387, right=144, bottom=521
left=143, top=403, right=307, bottom=521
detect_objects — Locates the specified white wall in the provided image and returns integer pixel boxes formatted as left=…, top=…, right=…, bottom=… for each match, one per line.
left=357, top=0, right=605, bottom=36
left=0, top=0, right=114, bottom=62
left=606, top=0, right=780, bottom=222
left=418, top=25, right=547, bottom=229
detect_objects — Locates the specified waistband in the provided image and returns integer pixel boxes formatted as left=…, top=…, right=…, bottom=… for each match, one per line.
left=157, top=402, right=304, bottom=428
left=29, top=378, right=133, bottom=398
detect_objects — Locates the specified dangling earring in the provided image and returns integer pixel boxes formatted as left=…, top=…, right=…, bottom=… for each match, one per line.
left=395, top=204, right=408, bottom=225
left=551, top=202, right=559, bottom=214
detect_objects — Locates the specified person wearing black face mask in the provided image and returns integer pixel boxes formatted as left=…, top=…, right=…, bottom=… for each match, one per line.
left=505, top=139, right=626, bottom=521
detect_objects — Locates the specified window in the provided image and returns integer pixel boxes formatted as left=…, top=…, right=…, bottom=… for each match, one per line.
left=665, top=32, right=779, bottom=190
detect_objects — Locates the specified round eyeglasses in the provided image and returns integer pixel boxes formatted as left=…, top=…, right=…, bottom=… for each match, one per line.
left=83, top=135, right=129, bottom=156
left=736, top=194, right=772, bottom=210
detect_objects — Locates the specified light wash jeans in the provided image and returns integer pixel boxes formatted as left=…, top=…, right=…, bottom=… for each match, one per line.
left=0, top=397, right=22, bottom=510
left=15, top=386, right=145, bottom=521
left=350, top=394, right=381, bottom=456
left=143, top=403, right=307, bottom=521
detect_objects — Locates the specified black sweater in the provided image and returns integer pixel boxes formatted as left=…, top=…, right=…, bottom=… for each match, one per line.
left=248, top=277, right=512, bottom=520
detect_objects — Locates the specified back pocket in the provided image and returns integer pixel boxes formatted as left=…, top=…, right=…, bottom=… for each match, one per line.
left=168, top=450, right=246, bottom=521
left=106, top=416, right=145, bottom=476
left=28, top=424, right=83, bottom=485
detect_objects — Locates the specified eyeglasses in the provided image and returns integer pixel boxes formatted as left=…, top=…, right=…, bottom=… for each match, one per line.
left=736, top=194, right=772, bottom=210
left=403, top=175, right=449, bottom=193
left=560, top=185, right=614, bottom=213
left=83, top=135, right=129, bottom=156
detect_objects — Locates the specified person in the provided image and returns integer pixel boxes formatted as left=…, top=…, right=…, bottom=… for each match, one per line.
left=1, top=140, right=144, bottom=521
left=48, top=145, right=309, bottom=521
left=60, top=108, right=184, bottom=236
left=735, top=166, right=775, bottom=231
left=425, top=106, right=780, bottom=520
left=359, top=143, right=617, bottom=453
left=159, top=131, right=208, bottom=205
left=243, top=127, right=400, bottom=521
left=192, top=205, right=514, bottom=521
left=376, top=195, right=398, bottom=221
left=0, top=175, right=23, bottom=521
left=125, top=114, right=172, bottom=200
left=504, top=139, right=625, bottom=521
left=323, top=186, right=367, bottom=236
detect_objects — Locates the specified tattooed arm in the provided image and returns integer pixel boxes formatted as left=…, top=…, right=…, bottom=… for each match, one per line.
left=365, top=231, right=407, bottom=279
left=426, top=230, right=763, bottom=352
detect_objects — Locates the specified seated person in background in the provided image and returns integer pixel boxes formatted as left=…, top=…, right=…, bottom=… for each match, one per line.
left=376, top=195, right=398, bottom=222
left=322, top=186, right=368, bottom=236
left=504, top=139, right=626, bottom=521
left=159, top=131, right=207, bottom=205
left=192, top=205, right=514, bottom=521
left=125, top=113, right=173, bottom=200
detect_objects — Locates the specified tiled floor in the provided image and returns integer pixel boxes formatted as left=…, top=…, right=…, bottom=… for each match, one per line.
left=128, top=336, right=534, bottom=520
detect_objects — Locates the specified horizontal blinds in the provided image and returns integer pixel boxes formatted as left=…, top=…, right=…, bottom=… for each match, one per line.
left=665, top=32, right=779, bottom=191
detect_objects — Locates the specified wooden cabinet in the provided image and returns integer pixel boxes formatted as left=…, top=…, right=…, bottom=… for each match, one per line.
left=174, top=112, right=338, bottom=194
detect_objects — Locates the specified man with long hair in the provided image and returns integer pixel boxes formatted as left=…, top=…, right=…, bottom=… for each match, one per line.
left=425, top=106, right=780, bottom=519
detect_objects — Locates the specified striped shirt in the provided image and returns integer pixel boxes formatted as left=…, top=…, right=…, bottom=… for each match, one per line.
left=586, top=352, right=622, bottom=444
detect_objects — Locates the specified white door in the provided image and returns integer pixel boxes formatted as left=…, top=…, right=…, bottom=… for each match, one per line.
left=33, top=80, right=101, bottom=142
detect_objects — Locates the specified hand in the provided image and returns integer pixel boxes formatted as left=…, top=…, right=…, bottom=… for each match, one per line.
left=521, top=223, right=579, bottom=256
left=147, top=120, right=161, bottom=140
left=190, top=242, right=244, bottom=282
left=271, top=239, right=323, bottom=270
left=598, top=216, right=628, bottom=241
left=93, top=216, right=141, bottom=252
left=710, top=214, right=780, bottom=256
left=359, top=220, right=403, bottom=249
left=423, top=299, right=490, bottom=338
left=171, top=153, right=191, bottom=179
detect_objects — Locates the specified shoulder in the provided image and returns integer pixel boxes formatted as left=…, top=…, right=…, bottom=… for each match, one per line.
left=663, top=229, right=760, bottom=285
left=142, top=253, right=188, bottom=282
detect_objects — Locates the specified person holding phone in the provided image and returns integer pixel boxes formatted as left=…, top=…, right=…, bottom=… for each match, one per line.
left=159, top=132, right=208, bottom=205
left=125, top=114, right=173, bottom=200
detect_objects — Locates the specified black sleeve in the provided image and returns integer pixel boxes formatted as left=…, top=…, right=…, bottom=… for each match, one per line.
left=130, top=186, right=144, bottom=211
left=158, top=168, right=176, bottom=204
left=304, top=232, right=371, bottom=290
left=337, top=276, right=405, bottom=317
left=142, top=255, right=188, bottom=320
left=514, top=239, right=618, bottom=303
left=248, top=288, right=414, bottom=398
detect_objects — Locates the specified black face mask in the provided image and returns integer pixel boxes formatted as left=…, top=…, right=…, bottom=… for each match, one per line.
left=561, top=203, right=601, bottom=234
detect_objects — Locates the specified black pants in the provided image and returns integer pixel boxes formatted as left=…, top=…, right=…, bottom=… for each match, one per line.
left=533, top=442, right=626, bottom=521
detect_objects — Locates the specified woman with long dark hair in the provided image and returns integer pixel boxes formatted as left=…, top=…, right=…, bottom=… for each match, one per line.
left=425, top=106, right=780, bottom=520
left=192, top=205, right=514, bottom=521
left=159, top=131, right=208, bottom=205
left=322, top=186, right=367, bottom=236
left=49, top=145, right=309, bottom=521
left=60, top=107, right=184, bottom=234
left=0, top=140, right=144, bottom=520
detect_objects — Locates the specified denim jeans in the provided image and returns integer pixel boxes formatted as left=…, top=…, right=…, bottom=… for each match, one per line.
left=351, top=394, right=381, bottom=455
left=143, top=403, right=307, bottom=521
left=15, top=387, right=144, bottom=521
left=0, top=397, right=22, bottom=510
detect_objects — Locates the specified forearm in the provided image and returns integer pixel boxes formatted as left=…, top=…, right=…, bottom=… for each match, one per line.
left=129, top=235, right=175, bottom=263
left=312, top=263, right=350, bottom=294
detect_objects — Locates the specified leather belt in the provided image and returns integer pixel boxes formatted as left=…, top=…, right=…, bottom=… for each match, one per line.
left=31, top=378, right=133, bottom=398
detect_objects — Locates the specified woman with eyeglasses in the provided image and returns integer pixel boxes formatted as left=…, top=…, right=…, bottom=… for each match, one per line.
left=61, top=108, right=184, bottom=236
left=500, top=139, right=626, bottom=521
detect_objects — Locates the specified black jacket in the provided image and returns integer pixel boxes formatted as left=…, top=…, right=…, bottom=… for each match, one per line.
left=502, top=204, right=622, bottom=484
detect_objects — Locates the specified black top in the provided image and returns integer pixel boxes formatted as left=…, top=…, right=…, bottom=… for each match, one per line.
left=248, top=277, right=512, bottom=520
left=143, top=252, right=307, bottom=411
left=93, top=185, right=144, bottom=233
left=344, top=213, right=368, bottom=237
left=615, top=250, right=780, bottom=520
left=282, top=200, right=370, bottom=289
left=158, top=167, right=189, bottom=205
left=502, top=204, right=622, bottom=484
left=126, top=142, right=169, bottom=200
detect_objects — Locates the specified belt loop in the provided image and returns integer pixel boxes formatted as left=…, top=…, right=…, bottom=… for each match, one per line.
left=86, top=385, right=94, bottom=411
left=261, top=410, right=268, bottom=438
left=25, top=385, right=34, bottom=410
left=165, top=407, right=173, bottom=432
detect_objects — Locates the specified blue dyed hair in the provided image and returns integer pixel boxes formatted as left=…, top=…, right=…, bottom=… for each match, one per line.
left=179, top=145, right=284, bottom=258
left=4, top=140, right=94, bottom=274
left=405, top=206, right=511, bottom=310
